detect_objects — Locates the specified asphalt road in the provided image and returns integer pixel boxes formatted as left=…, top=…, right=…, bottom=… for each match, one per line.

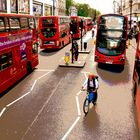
left=0, top=31, right=139, bottom=140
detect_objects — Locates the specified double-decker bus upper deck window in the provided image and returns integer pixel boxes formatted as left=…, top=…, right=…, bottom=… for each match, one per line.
left=0, top=18, right=5, bottom=32
left=5, top=17, right=10, bottom=31
left=29, top=18, right=35, bottom=29
left=20, top=17, right=28, bottom=29
left=10, top=18, right=20, bottom=30
left=42, top=18, right=55, bottom=27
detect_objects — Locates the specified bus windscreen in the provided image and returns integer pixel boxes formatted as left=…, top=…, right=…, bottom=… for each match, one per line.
left=97, top=15, right=126, bottom=56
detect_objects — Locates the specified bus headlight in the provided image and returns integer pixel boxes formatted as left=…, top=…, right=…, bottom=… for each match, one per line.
left=120, top=57, right=125, bottom=61
left=95, top=55, right=100, bottom=60
left=56, top=41, right=59, bottom=46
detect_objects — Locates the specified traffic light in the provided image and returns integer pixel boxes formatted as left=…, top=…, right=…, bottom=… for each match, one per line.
left=70, top=22, right=77, bottom=33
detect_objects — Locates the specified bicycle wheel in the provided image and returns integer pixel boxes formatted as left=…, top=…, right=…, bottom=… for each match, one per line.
left=83, top=98, right=89, bottom=115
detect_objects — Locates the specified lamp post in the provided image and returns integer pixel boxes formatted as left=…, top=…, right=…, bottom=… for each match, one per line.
left=113, top=0, right=122, bottom=15
left=129, top=0, right=133, bottom=30
left=52, top=0, right=55, bottom=15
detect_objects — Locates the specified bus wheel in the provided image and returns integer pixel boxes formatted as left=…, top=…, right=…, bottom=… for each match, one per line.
left=26, top=62, right=32, bottom=74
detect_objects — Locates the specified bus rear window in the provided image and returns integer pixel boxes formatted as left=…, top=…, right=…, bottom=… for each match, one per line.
left=42, top=18, right=55, bottom=27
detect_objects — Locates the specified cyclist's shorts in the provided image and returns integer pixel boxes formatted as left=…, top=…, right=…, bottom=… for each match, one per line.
left=88, top=92, right=95, bottom=102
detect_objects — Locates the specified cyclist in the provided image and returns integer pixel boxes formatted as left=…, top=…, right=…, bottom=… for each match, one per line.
left=82, top=74, right=99, bottom=105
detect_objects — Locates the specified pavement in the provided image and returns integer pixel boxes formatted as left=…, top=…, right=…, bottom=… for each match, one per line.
left=59, top=37, right=95, bottom=68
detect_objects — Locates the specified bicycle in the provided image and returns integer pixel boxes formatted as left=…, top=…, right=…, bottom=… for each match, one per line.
left=83, top=91, right=96, bottom=116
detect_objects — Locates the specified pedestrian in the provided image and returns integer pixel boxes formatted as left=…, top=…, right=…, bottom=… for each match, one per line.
left=70, top=40, right=79, bottom=61
left=92, top=29, right=94, bottom=38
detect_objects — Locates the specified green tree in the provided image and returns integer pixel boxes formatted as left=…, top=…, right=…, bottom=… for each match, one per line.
left=66, top=0, right=75, bottom=15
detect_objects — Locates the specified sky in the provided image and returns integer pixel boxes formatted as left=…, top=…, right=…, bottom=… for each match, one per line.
left=74, top=0, right=114, bottom=14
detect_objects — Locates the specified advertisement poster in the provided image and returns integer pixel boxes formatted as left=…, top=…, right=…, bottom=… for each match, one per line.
left=33, top=3, right=42, bottom=16
left=0, top=0, right=6, bottom=11
left=45, top=5, right=52, bottom=16
left=11, top=0, right=17, bottom=13
left=19, top=0, right=29, bottom=13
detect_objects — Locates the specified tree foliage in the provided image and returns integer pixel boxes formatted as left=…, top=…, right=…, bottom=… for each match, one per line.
left=66, top=0, right=101, bottom=20
left=66, top=0, right=75, bottom=15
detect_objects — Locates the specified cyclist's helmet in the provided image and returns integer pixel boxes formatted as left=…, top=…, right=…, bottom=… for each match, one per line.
left=88, top=73, right=94, bottom=78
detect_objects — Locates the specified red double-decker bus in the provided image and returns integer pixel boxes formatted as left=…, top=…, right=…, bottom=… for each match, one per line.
left=0, top=13, right=38, bottom=94
left=133, top=32, right=140, bottom=134
left=38, top=16, right=71, bottom=49
left=95, top=14, right=128, bottom=68
left=86, top=17, right=93, bottom=31
left=70, top=16, right=86, bottom=39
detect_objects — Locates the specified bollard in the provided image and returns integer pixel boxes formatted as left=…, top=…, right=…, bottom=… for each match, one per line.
left=64, top=52, right=70, bottom=64
left=84, top=42, right=87, bottom=51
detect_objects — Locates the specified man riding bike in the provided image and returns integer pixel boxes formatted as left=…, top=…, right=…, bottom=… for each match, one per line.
left=82, top=74, right=99, bottom=105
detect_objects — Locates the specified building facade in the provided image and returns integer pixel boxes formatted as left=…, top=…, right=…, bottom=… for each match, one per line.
left=57, top=0, right=66, bottom=15
left=0, top=0, right=67, bottom=26
left=121, top=0, right=140, bottom=21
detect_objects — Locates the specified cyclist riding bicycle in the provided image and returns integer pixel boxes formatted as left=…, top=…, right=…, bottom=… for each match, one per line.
left=82, top=74, right=99, bottom=105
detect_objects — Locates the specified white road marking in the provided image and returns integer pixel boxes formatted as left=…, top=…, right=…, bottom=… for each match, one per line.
left=61, top=116, right=80, bottom=140
left=76, top=96, right=81, bottom=116
left=35, top=69, right=55, bottom=72
left=37, top=70, right=53, bottom=80
left=21, top=78, right=63, bottom=140
left=1, top=70, right=54, bottom=117
left=6, top=91, right=31, bottom=107
left=76, top=90, right=82, bottom=96
left=62, top=72, right=88, bottom=139
left=30, top=80, right=37, bottom=91
left=0, top=107, right=6, bottom=117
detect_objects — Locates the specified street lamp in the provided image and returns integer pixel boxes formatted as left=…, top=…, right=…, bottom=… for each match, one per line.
left=113, top=0, right=122, bottom=15
left=52, top=0, right=55, bottom=15
left=129, top=0, right=133, bottom=30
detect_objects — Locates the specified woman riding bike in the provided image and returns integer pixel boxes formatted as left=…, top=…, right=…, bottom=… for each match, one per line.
left=82, top=74, right=99, bottom=105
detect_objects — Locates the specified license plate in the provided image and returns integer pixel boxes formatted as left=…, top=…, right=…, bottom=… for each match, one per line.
left=106, top=61, right=113, bottom=64
left=49, top=41, right=54, bottom=44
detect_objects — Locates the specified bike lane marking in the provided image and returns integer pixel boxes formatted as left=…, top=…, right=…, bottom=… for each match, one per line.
left=61, top=71, right=89, bottom=140
left=22, top=78, right=63, bottom=140
left=61, top=116, right=81, bottom=140
left=0, top=69, right=54, bottom=118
